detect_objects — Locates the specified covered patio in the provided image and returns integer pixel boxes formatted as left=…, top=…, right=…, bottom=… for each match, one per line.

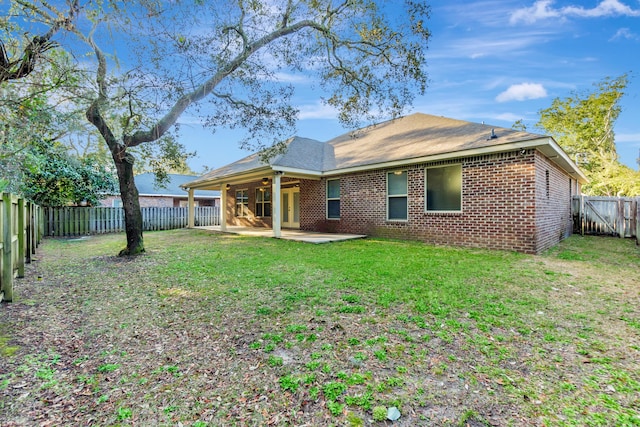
left=195, top=225, right=366, bottom=244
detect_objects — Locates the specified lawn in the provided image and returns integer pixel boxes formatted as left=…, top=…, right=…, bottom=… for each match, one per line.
left=1, top=230, right=639, bottom=426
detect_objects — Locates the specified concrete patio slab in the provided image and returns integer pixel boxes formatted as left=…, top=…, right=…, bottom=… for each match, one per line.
left=195, top=226, right=366, bottom=244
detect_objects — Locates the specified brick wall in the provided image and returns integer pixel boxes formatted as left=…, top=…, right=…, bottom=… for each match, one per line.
left=300, top=149, right=572, bottom=254
left=100, top=196, right=120, bottom=207
left=534, top=151, right=574, bottom=253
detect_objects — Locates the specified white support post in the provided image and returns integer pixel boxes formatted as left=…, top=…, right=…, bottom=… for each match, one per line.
left=220, top=184, right=228, bottom=231
left=187, top=188, right=195, bottom=228
left=272, top=173, right=282, bottom=238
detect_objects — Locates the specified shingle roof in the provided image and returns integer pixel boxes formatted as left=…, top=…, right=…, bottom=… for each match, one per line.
left=326, top=113, right=543, bottom=170
left=200, top=136, right=329, bottom=180
left=183, top=113, right=586, bottom=188
left=135, top=173, right=219, bottom=198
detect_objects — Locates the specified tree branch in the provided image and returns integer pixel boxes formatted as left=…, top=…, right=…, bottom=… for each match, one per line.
left=126, top=18, right=324, bottom=147
left=0, top=0, right=79, bottom=83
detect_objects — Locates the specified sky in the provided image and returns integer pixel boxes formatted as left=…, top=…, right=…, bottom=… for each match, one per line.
left=175, top=0, right=640, bottom=174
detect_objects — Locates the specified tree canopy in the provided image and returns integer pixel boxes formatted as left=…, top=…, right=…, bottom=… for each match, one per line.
left=536, top=75, right=640, bottom=196
left=8, top=0, right=432, bottom=255
left=0, top=61, right=117, bottom=206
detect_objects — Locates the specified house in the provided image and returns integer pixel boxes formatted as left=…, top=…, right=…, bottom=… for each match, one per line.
left=102, top=173, right=220, bottom=208
left=182, top=113, right=587, bottom=254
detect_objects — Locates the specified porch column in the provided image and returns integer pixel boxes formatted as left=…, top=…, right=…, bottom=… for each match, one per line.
left=187, top=188, right=195, bottom=228
left=220, top=184, right=228, bottom=231
left=272, top=172, right=282, bottom=238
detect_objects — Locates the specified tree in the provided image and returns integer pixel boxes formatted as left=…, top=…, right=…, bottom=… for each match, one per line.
left=0, top=1, right=78, bottom=83
left=536, top=75, right=640, bottom=196
left=15, top=0, right=431, bottom=255
left=15, top=139, right=118, bottom=207
left=0, top=65, right=117, bottom=205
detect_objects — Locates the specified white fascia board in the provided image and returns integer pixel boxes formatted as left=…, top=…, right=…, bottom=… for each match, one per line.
left=272, top=166, right=323, bottom=180
left=541, top=137, right=589, bottom=183
left=181, top=166, right=274, bottom=190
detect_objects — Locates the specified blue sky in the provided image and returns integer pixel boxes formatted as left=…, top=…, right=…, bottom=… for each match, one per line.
left=177, top=0, right=640, bottom=174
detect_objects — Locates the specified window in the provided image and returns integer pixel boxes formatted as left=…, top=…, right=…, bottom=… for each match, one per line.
left=387, top=171, right=407, bottom=221
left=179, top=200, right=199, bottom=207
left=255, top=188, right=271, bottom=217
left=112, top=199, right=122, bottom=208
left=425, top=164, right=462, bottom=212
left=235, top=190, right=249, bottom=217
left=327, top=179, right=340, bottom=219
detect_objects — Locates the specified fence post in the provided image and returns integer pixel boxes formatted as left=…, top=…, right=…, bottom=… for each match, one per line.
left=17, top=197, right=25, bottom=278
left=2, top=193, right=13, bottom=302
left=616, top=198, right=623, bottom=238
left=25, top=202, right=32, bottom=263
left=636, top=198, right=640, bottom=245
left=580, top=195, right=585, bottom=236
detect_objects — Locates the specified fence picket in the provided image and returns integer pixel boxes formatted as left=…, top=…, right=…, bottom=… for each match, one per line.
left=572, top=195, right=640, bottom=239
left=42, top=206, right=220, bottom=237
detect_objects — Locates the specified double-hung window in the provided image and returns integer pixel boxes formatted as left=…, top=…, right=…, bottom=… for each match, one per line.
left=425, top=164, right=462, bottom=212
left=255, top=188, right=271, bottom=217
left=387, top=171, right=408, bottom=221
left=235, top=190, right=249, bottom=217
left=327, top=179, right=340, bottom=219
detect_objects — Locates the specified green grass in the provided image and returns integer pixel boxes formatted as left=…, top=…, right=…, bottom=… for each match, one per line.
left=0, top=230, right=638, bottom=426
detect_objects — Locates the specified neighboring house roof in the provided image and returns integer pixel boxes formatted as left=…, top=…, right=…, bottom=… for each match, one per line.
left=183, top=113, right=587, bottom=189
left=135, top=173, right=220, bottom=198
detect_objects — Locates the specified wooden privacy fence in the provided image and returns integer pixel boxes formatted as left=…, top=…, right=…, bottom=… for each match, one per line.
left=572, top=195, right=639, bottom=243
left=1, top=193, right=43, bottom=302
left=44, top=206, right=220, bottom=237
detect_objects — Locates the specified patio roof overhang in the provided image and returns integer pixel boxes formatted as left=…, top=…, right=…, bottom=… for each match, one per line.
left=181, top=166, right=323, bottom=191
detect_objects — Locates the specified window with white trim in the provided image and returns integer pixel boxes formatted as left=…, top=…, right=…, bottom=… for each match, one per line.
left=235, top=190, right=249, bottom=217
left=327, top=179, right=340, bottom=219
left=255, top=188, right=271, bottom=217
left=387, top=171, right=407, bottom=221
left=425, top=164, right=462, bottom=212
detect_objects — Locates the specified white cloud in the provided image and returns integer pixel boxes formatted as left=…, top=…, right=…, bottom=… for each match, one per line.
left=494, top=112, right=526, bottom=122
left=610, top=27, right=639, bottom=40
left=510, top=0, right=640, bottom=25
left=271, top=72, right=310, bottom=84
left=510, top=0, right=561, bottom=24
left=298, top=102, right=339, bottom=120
left=430, top=31, right=553, bottom=60
left=616, top=132, right=640, bottom=145
left=496, top=83, right=548, bottom=102
left=563, top=0, right=640, bottom=18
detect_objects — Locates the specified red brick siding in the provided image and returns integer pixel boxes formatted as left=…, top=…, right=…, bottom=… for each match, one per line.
left=534, top=151, right=574, bottom=253
left=99, top=196, right=173, bottom=207
left=300, top=150, right=572, bottom=253
left=100, top=196, right=120, bottom=207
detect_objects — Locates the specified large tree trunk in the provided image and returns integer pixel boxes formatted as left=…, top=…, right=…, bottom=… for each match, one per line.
left=113, top=152, right=145, bottom=256
left=86, top=98, right=145, bottom=257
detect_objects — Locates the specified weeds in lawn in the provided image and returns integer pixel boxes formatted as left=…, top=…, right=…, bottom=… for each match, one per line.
left=1, top=231, right=638, bottom=426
